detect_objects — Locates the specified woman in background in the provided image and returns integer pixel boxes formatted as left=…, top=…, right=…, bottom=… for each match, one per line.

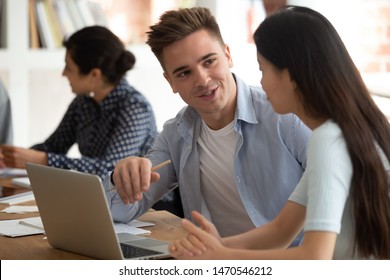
left=0, top=26, right=157, bottom=179
left=169, top=6, right=390, bottom=260
left=0, top=79, right=13, bottom=146
left=0, top=79, right=13, bottom=168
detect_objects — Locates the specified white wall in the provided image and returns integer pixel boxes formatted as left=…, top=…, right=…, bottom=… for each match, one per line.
left=127, top=45, right=186, bottom=132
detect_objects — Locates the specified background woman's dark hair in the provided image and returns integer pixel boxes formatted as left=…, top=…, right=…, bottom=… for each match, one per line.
left=254, top=6, right=390, bottom=259
left=63, top=25, right=135, bottom=84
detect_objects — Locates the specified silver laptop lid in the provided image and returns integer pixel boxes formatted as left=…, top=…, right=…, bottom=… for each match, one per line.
left=26, top=163, right=169, bottom=260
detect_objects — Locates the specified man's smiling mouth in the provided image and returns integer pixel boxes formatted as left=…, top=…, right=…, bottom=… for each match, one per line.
left=198, top=85, right=219, bottom=97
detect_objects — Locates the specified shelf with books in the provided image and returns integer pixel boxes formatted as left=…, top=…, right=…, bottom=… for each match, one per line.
left=29, top=0, right=107, bottom=49
left=0, top=0, right=67, bottom=146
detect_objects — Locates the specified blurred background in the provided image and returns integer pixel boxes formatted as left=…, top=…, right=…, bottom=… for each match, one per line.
left=0, top=0, right=389, bottom=152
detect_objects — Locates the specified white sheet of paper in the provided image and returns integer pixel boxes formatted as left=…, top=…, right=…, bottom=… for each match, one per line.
left=18, top=216, right=44, bottom=230
left=1, top=205, right=39, bottom=214
left=0, top=168, right=28, bottom=178
left=0, top=217, right=44, bottom=237
left=0, top=191, right=35, bottom=205
left=114, top=223, right=151, bottom=235
left=128, top=220, right=155, bottom=228
left=10, top=177, right=31, bottom=189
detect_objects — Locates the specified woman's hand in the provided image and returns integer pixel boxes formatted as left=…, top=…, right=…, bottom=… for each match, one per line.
left=0, top=145, right=48, bottom=168
left=169, top=211, right=228, bottom=259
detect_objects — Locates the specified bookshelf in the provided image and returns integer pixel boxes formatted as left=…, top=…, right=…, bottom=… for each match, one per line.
left=0, top=0, right=66, bottom=147
left=0, top=0, right=187, bottom=148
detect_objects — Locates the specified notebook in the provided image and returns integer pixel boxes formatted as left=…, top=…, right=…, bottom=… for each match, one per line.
left=25, top=163, right=170, bottom=260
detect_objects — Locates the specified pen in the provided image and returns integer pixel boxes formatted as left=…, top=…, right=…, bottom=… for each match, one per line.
left=150, top=159, right=172, bottom=172
left=108, top=159, right=172, bottom=192
left=19, top=220, right=45, bottom=231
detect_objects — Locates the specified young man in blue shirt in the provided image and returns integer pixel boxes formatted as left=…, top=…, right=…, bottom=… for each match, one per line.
left=104, top=7, right=310, bottom=246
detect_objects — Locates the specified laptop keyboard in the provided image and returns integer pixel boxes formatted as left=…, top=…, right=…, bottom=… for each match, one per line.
left=120, top=243, right=163, bottom=259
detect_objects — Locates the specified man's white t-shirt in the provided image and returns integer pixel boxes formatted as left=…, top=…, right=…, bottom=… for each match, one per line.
left=198, top=120, right=254, bottom=237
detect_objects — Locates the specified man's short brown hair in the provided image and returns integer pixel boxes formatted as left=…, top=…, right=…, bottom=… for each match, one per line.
left=146, top=7, right=225, bottom=69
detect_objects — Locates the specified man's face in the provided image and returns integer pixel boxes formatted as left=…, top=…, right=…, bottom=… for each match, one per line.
left=162, top=29, right=236, bottom=128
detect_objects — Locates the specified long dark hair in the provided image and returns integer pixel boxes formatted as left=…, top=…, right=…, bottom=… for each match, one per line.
left=254, top=6, right=390, bottom=259
left=63, top=26, right=135, bottom=84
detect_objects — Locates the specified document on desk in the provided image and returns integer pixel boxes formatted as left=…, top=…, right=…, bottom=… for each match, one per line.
left=1, top=215, right=153, bottom=236
left=114, top=222, right=151, bottom=235
left=0, top=168, right=28, bottom=178
left=128, top=220, right=155, bottom=228
left=10, top=177, right=31, bottom=189
left=19, top=218, right=154, bottom=235
left=0, top=217, right=44, bottom=237
left=1, top=205, right=39, bottom=214
left=0, top=191, right=35, bottom=205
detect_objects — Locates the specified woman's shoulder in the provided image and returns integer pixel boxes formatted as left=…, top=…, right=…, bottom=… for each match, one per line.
left=313, top=120, right=342, bottom=139
left=310, top=120, right=347, bottom=156
left=114, top=81, right=151, bottom=107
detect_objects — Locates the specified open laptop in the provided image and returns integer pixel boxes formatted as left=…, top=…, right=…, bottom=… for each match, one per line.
left=25, top=163, right=170, bottom=260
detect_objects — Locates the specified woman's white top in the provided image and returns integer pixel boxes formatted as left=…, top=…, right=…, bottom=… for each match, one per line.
left=289, top=120, right=357, bottom=259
